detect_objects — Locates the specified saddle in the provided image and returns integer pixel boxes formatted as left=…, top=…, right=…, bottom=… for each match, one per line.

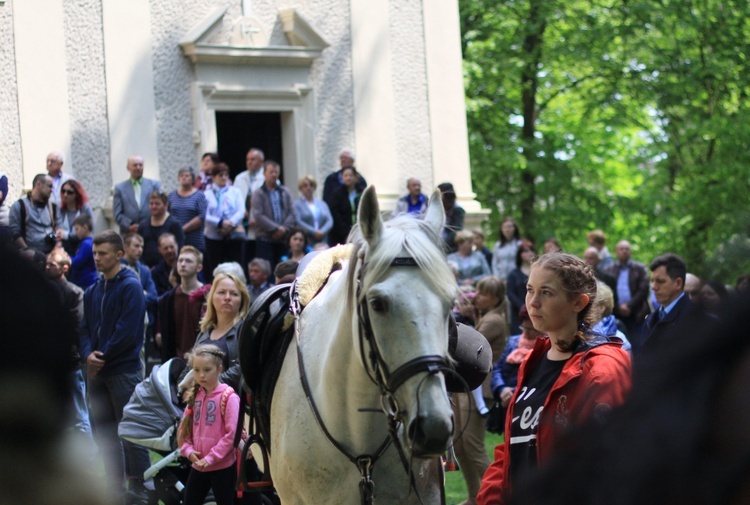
left=239, top=284, right=295, bottom=398
left=238, top=245, right=354, bottom=432
left=234, top=283, right=295, bottom=494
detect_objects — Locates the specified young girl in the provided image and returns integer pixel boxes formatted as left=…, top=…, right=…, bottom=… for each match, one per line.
left=178, top=344, right=240, bottom=505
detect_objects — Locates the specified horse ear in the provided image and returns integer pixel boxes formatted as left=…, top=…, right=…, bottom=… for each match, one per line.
left=358, top=186, right=384, bottom=246
left=424, top=188, right=445, bottom=236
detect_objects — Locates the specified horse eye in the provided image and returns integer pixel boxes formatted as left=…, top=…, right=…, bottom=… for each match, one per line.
left=370, top=297, right=387, bottom=313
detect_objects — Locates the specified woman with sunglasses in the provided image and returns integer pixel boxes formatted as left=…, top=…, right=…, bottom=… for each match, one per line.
left=56, top=179, right=94, bottom=257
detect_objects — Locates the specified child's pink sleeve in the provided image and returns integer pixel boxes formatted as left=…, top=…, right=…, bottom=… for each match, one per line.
left=202, top=392, right=239, bottom=466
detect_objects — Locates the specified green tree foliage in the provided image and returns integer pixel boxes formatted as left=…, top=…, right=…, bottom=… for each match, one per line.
left=460, top=0, right=750, bottom=281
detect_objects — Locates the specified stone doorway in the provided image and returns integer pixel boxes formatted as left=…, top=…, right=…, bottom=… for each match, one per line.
left=216, top=111, right=283, bottom=182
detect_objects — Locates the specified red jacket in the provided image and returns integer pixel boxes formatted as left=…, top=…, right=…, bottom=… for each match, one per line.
left=477, top=336, right=631, bottom=505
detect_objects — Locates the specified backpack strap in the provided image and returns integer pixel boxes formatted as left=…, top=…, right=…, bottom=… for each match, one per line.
left=19, top=196, right=29, bottom=241
left=220, top=386, right=234, bottom=418
left=49, top=200, right=58, bottom=228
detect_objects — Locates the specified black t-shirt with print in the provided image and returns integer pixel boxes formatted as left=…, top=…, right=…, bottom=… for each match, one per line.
left=508, top=352, right=568, bottom=485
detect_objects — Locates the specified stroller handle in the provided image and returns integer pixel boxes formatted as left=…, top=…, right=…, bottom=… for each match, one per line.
left=143, top=449, right=181, bottom=481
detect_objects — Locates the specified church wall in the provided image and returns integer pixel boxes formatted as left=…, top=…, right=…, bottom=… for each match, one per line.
left=64, top=0, right=111, bottom=209
left=0, top=0, right=23, bottom=201
left=2, top=0, right=482, bottom=221
left=387, top=0, right=433, bottom=202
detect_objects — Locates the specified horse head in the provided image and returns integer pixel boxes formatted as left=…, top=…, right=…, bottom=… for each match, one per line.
left=353, top=186, right=456, bottom=458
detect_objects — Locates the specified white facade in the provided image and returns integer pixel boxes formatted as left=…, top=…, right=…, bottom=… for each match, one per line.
left=1, top=0, right=484, bottom=225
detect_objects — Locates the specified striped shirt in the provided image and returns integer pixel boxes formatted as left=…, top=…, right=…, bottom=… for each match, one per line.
left=168, top=190, right=208, bottom=251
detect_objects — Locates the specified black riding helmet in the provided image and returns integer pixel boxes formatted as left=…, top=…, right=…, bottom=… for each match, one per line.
left=445, top=316, right=492, bottom=393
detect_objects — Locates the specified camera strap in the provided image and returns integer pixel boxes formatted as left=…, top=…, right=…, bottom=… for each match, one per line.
left=19, top=196, right=58, bottom=243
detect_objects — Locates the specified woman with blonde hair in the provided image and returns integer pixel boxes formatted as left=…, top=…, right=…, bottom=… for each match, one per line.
left=193, top=272, right=250, bottom=391
left=447, top=230, right=492, bottom=286
left=591, top=281, right=631, bottom=353
left=294, top=175, right=333, bottom=245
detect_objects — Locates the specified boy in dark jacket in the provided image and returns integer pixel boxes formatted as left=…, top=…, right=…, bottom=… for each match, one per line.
left=79, top=230, right=151, bottom=503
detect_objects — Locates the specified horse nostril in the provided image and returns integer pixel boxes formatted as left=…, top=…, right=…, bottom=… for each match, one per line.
left=408, top=414, right=453, bottom=458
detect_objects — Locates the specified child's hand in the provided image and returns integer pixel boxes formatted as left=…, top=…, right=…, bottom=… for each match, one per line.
left=189, top=451, right=202, bottom=463
left=195, top=458, right=209, bottom=469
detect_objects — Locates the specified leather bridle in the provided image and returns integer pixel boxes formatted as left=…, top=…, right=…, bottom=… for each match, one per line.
left=290, top=255, right=451, bottom=505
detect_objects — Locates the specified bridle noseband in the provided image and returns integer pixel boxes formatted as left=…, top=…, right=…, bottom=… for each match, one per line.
left=291, top=255, right=451, bottom=505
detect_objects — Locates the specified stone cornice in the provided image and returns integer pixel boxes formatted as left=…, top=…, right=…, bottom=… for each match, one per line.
left=180, top=6, right=327, bottom=67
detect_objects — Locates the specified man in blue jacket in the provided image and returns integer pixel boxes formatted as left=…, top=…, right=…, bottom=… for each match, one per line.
left=80, top=230, right=151, bottom=504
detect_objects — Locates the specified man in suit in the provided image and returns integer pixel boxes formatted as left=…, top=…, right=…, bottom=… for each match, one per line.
left=605, top=240, right=651, bottom=349
left=113, top=155, right=162, bottom=235
left=322, top=148, right=367, bottom=208
left=640, top=253, right=698, bottom=353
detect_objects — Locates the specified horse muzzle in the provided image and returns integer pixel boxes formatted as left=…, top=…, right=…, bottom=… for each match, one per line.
left=407, top=413, right=453, bottom=458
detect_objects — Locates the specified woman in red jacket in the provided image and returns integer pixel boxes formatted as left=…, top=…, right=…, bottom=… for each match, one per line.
left=477, top=252, right=631, bottom=505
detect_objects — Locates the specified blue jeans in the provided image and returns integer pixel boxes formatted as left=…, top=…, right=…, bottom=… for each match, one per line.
left=71, top=368, right=93, bottom=434
left=88, top=369, right=151, bottom=494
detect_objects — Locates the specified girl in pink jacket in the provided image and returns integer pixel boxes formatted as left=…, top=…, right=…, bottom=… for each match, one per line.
left=178, top=344, right=240, bottom=505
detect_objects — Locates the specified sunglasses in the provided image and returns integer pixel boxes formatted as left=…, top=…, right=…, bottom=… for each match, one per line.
left=61, top=189, right=76, bottom=195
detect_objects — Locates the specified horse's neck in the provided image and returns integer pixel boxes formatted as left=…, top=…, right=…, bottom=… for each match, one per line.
left=305, top=269, right=390, bottom=449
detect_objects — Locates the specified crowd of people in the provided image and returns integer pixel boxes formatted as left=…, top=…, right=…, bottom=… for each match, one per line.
left=0, top=146, right=466, bottom=505
left=3, top=146, right=749, bottom=505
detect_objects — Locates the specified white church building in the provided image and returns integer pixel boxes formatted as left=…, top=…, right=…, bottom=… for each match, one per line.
left=1, top=0, right=484, bottom=227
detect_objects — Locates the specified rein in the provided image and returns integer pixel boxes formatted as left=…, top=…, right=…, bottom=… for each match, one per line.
left=291, top=255, right=450, bottom=505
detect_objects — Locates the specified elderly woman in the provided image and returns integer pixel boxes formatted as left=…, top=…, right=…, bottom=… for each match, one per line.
left=453, top=275, right=510, bottom=505
left=591, top=281, right=632, bottom=353
left=55, top=179, right=95, bottom=257
left=294, top=175, right=333, bottom=246
left=138, top=190, right=185, bottom=267
left=447, top=230, right=491, bottom=286
left=192, top=272, right=251, bottom=392
left=478, top=253, right=631, bottom=505
left=169, top=166, right=208, bottom=252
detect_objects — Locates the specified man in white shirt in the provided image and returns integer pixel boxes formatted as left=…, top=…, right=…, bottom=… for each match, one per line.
left=233, top=147, right=266, bottom=260
left=47, top=151, right=74, bottom=207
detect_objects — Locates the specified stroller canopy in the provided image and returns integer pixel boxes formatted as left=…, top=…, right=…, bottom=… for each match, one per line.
left=119, top=358, right=186, bottom=451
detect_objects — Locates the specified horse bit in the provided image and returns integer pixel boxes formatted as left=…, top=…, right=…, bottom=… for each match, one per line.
left=290, top=255, right=452, bottom=505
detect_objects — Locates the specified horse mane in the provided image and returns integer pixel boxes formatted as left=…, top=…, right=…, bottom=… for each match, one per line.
left=346, top=215, right=458, bottom=311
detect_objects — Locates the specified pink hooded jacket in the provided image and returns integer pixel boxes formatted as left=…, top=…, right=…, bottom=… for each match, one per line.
left=180, top=383, right=239, bottom=472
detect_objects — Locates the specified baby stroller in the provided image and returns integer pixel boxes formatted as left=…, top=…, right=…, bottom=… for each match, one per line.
left=119, top=358, right=193, bottom=505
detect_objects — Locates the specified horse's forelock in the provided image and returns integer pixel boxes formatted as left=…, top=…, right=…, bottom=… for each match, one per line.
left=352, top=217, right=457, bottom=304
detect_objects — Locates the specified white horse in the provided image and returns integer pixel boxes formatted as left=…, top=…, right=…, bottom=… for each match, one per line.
left=269, top=187, right=457, bottom=505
